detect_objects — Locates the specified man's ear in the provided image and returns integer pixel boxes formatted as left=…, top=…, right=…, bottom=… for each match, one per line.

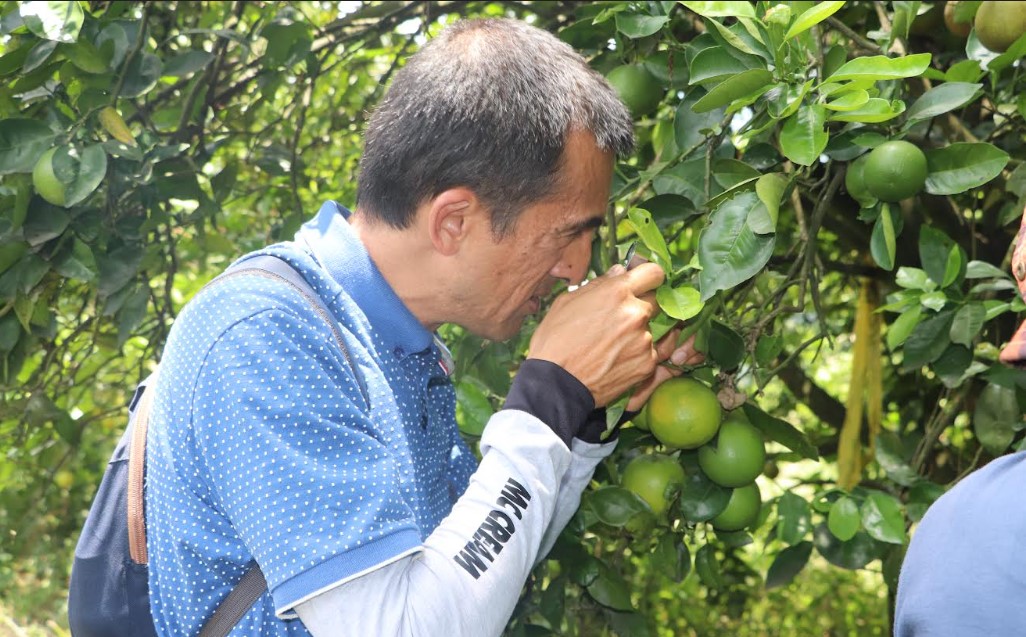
left=426, top=188, right=483, bottom=256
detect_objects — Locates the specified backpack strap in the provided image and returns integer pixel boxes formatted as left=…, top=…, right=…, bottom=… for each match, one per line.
left=127, top=369, right=159, bottom=565
left=130, top=254, right=365, bottom=636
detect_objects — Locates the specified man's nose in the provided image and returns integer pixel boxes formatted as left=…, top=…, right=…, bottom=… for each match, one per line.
left=549, top=234, right=593, bottom=285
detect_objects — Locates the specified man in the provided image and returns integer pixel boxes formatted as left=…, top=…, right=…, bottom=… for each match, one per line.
left=146, top=18, right=701, bottom=636
left=894, top=206, right=1026, bottom=636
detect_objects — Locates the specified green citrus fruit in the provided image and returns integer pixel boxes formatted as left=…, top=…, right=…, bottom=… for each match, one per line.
left=698, top=411, right=766, bottom=487
left=32, top=147, right=66, bottom=206
left=55, top=470, right=74, bottom=490
left=944, top=1, right=972, bottom=38
left=862, top=140, right=928, bottom=202
left=975, top=1, right=1026, bottom=52
left=845, top=153, right=877, bottom=207
left=621, top=453, right=685, bottom=516
left=606, top=64, right=664, bottom=117
left=647, top=377, right=722, bottom=449
left=710, top=482, right=761, bottom=531
left=632, top=404, right=650, bottom=431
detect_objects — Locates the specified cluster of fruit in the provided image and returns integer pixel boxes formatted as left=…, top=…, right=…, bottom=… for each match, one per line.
left=622, top=377, right=766, bottom=532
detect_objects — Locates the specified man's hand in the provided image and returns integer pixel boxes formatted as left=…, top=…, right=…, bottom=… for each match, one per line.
left=626, top=328, right=705, bottom=412
left=528, top=262, right=665, bottom=407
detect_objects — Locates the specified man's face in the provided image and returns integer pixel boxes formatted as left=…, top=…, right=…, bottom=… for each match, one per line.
left=1001, top=205, right=1026, bottom=367
left=452, top=131, right=615, bottom=341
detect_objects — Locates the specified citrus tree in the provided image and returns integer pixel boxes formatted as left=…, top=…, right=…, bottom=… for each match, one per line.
left=1, top=1, right=1024, bottom=635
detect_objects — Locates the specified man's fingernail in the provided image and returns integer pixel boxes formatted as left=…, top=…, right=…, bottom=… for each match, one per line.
left=671, top=350, right=687, bottom=365
left=608, top=264, right=626, bottom=276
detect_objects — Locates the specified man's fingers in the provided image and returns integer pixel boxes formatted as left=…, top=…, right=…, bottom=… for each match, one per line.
left=624, top=262, right=665, bottom=296
left=654, top=328, right=682, bottom=360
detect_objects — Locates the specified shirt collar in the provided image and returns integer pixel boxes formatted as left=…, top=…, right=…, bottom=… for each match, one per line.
left=295, top=201, right=433, bottom=358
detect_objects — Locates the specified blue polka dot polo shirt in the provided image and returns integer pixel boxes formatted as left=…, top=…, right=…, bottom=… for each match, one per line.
left=147, top=201, right=478, bottom=635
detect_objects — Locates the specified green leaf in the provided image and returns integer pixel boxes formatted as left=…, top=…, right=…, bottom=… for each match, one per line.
left=679, top=1, right=757, bottom=18
left=119, top=52, right=162, bottom=98
left=754, top=173, right=787, bottom=232
left=702, top=17, right=760, bottom=56
left=950, top=303, right=986, bottom=346
left=945, top=59, right=983, bottom=83
left=887, top=305, right=923, bottom=351
left=974, top=383, right=1020, bottom=455
left=895, top=267, right=933, bottom=291
left=828, top=98, right=906, bottom=123
left=827, top=497, right=860, bottom=541
left=615, top=13, right=669, bottom=38
left=53, top=238, right=97, bottom=282
left=784, top=1, right=845, bottom=40
left=902, top=309, right=954, bottom=370
left=455, top=378, right=493, bottom=436
left=871, top=204, right=896, bottom=271
left=162, top=50, right=215, bottom=78
left=825, top=53, right=931, bottom=82
left=754, top=334, right=782, bottom=366
left=708, top=320, right=745, bottom=371
left=116, top=286, right=149, bottom=346
left=97, top=245, right=144, bottom=297
left=694, top=543, right=725, bottom=589
left=860, top=492, right=906, bottom=544
left=814, top=524, right=882, bottom=570
left=982, top=300, right=1010, bottom=321
left=261, top=21, right=312, bottom=68
left=920, top=291, right=947, bottom=312
left=692, top=68, right=772, bottom=113
left=652, top=533, right=691, bottom=582
left=924, top=143, right=1010, bottom=195
left=587, top=487, right=651, bottom=527
left=712, top=158, right=761, bottom=190
left=766, top=541, right=813, bottom=589
left=933, top=344, right=973, bottom=387
left=824, top=90, right=870, bottom=112
left=919, top=226, right=956, bottom=286
left=942, top=244, right=964, bottom=288
left=61, top=145, right=108, bottom=207
left=656, top=284, right=704, bottom=321
left=904, top=82, right=982, bottom=125
left=678, top=469, right=731, bottom=522
left=0, top=119, right=55, bottom=174
left=64, top=41, right=109, bottom=74
left=586, top=562, right=634, bottom=611
left=965, top=260, right=1008, bottom=279
left=22, top=205, right=69, bottom=247
left=777, top=492, right=812, bottom=545
left=20, top=0, right=84, bottom=42
left=674, top=95, right=725, bottom=154
left=698, top=191, right=776, bottom=301
left=875, top=432, right=922, bottom=487
left=626, top=208, right=671, bottom=271
left=742, top=402, right=819, bottom=460
left=688, top=46, right=760, bottom=86
left=779, top=105, right=827, bottom=166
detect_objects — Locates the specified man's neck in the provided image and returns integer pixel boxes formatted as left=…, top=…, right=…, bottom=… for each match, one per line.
left=348, top=209, right=446, bottom=332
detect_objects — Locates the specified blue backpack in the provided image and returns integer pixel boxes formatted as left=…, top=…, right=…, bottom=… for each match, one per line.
left=68, top=255, right=366, bottom=636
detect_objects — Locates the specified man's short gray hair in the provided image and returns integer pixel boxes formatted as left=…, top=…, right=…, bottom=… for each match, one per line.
left=356, top=18, right=634, bottom=237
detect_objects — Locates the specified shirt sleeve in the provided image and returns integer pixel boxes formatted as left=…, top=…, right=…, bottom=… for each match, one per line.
left=192, top=307, right=422, bottom=617
left=295, top=410, right=573, bottom=637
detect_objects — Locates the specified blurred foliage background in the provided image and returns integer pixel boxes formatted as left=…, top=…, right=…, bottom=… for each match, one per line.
left=1, top=1, right=1024, bottom=635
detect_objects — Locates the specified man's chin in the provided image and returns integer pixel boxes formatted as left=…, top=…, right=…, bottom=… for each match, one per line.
left=462, top=319, right=524, bottom=343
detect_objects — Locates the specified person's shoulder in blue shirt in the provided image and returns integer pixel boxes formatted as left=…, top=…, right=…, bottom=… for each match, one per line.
left=147, top=202, right=475, bottom=635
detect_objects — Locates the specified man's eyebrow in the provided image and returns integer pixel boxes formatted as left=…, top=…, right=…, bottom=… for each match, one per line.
left=559, top=215, right=605, bottom=236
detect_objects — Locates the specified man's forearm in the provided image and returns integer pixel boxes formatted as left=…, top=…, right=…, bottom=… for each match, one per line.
left=296, top=411, right=572, bottom=636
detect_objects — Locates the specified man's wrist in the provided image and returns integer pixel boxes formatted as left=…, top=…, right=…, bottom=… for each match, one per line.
left=502, top=359, right=595, bottom=448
